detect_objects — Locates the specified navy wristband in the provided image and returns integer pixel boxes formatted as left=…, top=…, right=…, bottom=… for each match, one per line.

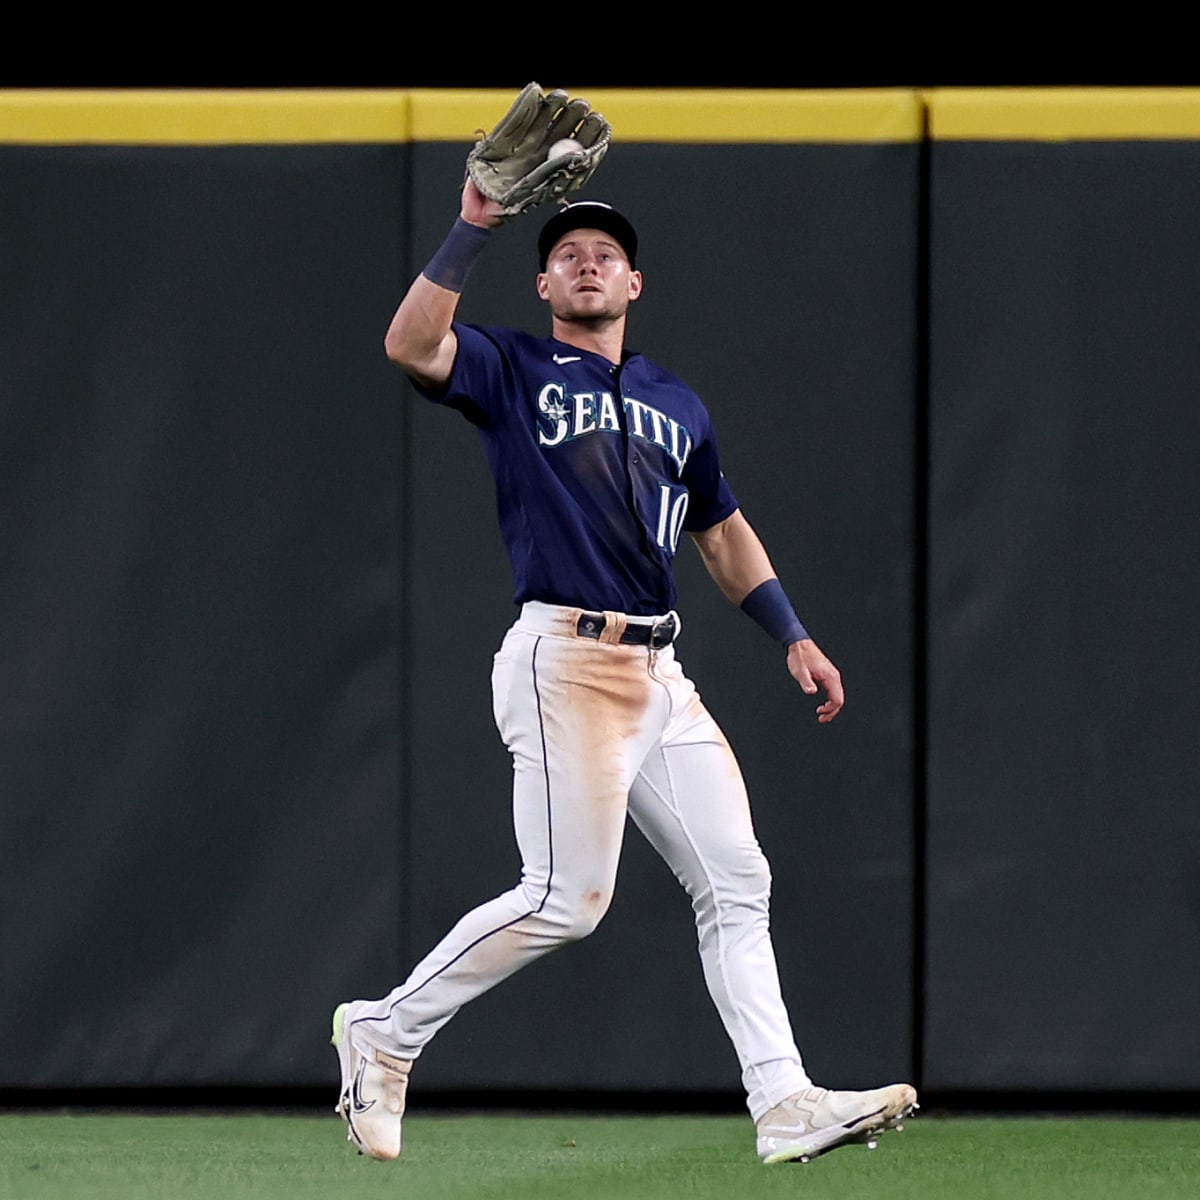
left=422, top=217, right=491, bottom=292
left=740, top=578, right=810, bottom=646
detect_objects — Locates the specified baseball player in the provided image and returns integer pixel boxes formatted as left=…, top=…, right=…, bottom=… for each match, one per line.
left=332, top=86, right=916, bottom=1166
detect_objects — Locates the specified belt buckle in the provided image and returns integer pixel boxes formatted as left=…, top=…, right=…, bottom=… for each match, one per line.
left=649, top=612, right=677, bottom=649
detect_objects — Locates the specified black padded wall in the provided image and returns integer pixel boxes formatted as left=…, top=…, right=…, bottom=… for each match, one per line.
left=924, top=138, right=1200, bottom=1092
left=401, top=140, right=920, bottom=1093
left=0, top=144, right=410, bottom=1086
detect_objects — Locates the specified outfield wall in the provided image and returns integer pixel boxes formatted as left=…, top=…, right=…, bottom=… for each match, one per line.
left=922, top=89, right=1200, bottom=1094
left=0, top=88, right=1195, bottom=1101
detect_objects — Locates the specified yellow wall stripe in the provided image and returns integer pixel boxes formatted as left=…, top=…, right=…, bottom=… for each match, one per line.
left=0, top=89, right=411, bottom=144
left=410, top=87, right=923, bottom=143
left=6, top=88, right=1200, bottom=146
left=928, top=87, right=1200, bottom=141
left=0, top=88, right=921, bottom=145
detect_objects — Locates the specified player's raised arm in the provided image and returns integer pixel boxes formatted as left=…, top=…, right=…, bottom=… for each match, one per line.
left=385, top=83, right=611, bottom=393
left=691, top=510, right=844, bottom=723
left=384, top=181, right=503, bottom=390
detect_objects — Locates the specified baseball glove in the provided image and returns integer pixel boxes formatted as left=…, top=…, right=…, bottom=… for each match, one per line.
left=466, top=82, right=611, bottom=218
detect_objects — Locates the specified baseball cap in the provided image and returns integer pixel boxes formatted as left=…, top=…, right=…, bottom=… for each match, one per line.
left=538, top=201, right=638, bottom=271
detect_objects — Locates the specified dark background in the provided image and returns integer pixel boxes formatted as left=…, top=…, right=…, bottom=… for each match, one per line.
left=1, top=89, right=1197, bottom=1111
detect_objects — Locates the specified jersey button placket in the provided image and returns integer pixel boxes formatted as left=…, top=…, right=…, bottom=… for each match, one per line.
left=616, top=362, right=658, bottom=566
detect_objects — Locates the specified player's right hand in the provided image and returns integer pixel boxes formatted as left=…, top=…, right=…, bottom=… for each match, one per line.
left=461, top=179, right=506, bottom=230
left=786, top=639, right=845, bottom=724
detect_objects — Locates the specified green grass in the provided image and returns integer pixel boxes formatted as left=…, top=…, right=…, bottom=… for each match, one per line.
left=1, top=1111, right=1198, bottom=1200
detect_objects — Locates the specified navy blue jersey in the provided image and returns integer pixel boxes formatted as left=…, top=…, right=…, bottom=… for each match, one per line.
left=419, top=324, right=739, bottom=615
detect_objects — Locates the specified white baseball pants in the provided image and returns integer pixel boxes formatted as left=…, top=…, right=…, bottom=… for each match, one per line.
left=349, top=601, right=812, bottom=1120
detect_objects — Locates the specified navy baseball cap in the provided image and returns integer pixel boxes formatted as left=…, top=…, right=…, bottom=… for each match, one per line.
left=538, top=201, right=638, bottom=271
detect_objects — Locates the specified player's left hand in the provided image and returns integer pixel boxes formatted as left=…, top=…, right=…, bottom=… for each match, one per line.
left=786, top=640, right=844, bottom=724
left=465, top=82, right=611, bottom=218
left=460, top=179, right=507, bottom=229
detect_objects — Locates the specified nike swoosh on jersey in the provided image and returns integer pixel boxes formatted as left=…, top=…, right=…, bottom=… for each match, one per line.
left=552, top=354, right=581, bottom=364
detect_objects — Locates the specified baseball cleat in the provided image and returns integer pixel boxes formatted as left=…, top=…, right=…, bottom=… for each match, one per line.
left=331, top=1001, right=412, bottom=1161
left=755, top=1082, right=918, bottom=1165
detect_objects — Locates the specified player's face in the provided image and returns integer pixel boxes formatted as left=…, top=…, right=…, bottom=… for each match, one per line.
left=536, top=231, right=643, bottom=322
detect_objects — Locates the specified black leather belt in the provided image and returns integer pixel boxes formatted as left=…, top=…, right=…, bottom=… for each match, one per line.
left=576, top=611, right=679, bottom=649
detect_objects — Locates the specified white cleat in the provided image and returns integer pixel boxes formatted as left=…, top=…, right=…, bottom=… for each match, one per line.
left=756, top=1083, right=918, bottom=1165
left=331, top=1002, right=412, bottom=1161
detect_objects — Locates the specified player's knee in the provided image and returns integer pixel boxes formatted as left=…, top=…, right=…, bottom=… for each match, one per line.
left=753, top=851, right=773, bottom=893
left=548, top=886, right=613, bottom=942
left=693, top=849, right=773, bottom=913
left=742, top=851, right=773, bottom=902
